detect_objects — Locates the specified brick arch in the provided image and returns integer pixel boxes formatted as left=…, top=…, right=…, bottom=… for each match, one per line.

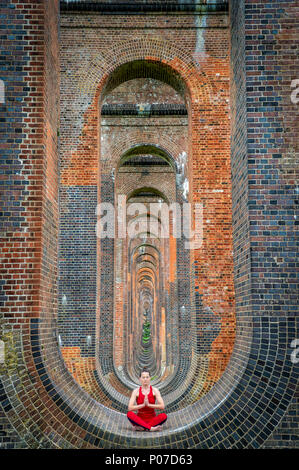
left=111, top=139, right=184, bottom=172
left=137, top=260, right=157, bottom=272
left=131, top=242, right=161, bottom=259
left=59, top=24, right=238, bottom=444
left=61, top=39, right=209, bottom=184
left=126, top=214, right=169, bottom=240
left=1, top=1, right=296, bottom=451
left=118, top=143, right=176, bottom=171
left=77, top=37, right=213, bottom=105
left=126, top=186, right=170, bottom=204
left=61, top=37, right=236, bottom=409
left=61, top=112, right=186, bottom=185
left=114, top=162, right=179, bottom=385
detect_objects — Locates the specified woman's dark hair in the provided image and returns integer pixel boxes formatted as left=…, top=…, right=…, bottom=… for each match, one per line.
left=139, top=368, right=150, bottom=377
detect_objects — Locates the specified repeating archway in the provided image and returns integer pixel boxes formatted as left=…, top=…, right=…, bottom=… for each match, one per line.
left=56, top=37, right=252, bottom=446
left=58, top=38, right=238, bottom=421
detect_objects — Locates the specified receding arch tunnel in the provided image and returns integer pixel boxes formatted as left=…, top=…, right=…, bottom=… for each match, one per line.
left=87, top=57, right=236, bottom=411
left=57, top=56, right=237, bottom=414
left=95, top=60, right=195, bottom=404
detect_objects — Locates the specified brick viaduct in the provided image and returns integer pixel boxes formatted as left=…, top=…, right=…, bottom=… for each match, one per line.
left=0, top=0, right=298, bottom=448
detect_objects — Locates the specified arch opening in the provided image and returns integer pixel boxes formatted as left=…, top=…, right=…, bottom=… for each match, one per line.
left=97, top=58, right=195, bottom=398
left=58, top=52, right=236, bottom=424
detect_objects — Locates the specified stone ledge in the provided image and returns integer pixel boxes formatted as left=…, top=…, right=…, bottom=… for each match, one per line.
left=101, top=104, right=187, bottom=116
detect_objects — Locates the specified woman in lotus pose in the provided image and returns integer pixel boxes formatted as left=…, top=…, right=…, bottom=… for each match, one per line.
left=127, top=369, right=167, bottom=432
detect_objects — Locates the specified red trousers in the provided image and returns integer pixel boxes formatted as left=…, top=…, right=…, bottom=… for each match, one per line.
left=127, top=411, right=167, bottom=430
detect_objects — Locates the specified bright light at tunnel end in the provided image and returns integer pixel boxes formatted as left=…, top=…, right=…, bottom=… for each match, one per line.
left=95, top=197, right=203, bottom=250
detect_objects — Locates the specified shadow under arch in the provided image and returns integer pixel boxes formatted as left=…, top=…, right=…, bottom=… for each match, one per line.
left=78, top=36, right=214, bottom=108
left=118, top=143, right=178, bottom=172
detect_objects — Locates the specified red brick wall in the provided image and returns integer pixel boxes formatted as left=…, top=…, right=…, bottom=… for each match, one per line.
left=0, top=0, right=297, bottom=451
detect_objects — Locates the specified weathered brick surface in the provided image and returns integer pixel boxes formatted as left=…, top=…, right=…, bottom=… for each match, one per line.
left=58, top=1, right=236, bottom=411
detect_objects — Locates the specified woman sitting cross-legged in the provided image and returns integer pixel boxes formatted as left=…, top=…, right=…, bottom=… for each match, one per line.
left=127, top=368, right=167, bottom=432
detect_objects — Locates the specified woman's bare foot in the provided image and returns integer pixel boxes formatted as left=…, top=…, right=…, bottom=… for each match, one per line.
left=150, top=425, right=162, bottom=432
left=132, top=426, right=143, bottom=431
